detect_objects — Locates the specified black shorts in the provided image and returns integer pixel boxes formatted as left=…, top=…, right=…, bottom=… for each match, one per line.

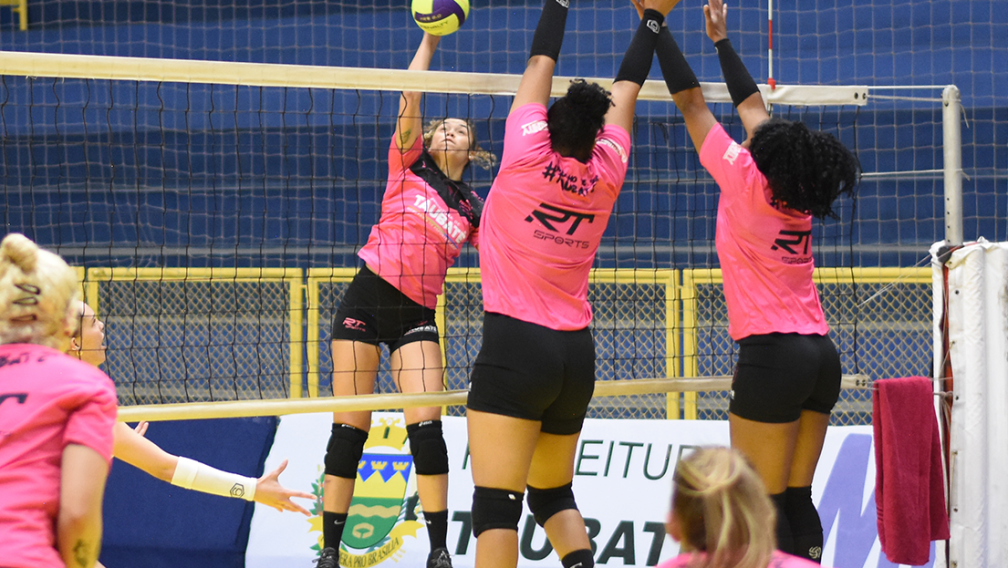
left=330, top=265, right=439, bottom=353
left=467, top=312, right=595, bottom=436
left=729, top=333, right=842, bottom=423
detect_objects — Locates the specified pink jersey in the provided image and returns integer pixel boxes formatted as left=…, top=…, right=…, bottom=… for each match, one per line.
left=480, top=103, right=631, bottom=330
left=0, top=344, right=117, bottom=568
left=357, top=136, right=484, bottom=309
left=659, top=550, right=824, bottom=568
left=699, top=124, right=829, bottom=341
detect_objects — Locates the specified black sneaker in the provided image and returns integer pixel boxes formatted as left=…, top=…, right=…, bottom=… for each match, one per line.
left=314, top=547, right=338, bottom=568
left=427, top=548, right=452, bottom=568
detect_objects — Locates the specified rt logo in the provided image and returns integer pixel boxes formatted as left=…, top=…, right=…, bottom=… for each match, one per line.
left=525, top=203, right=594, bottom=235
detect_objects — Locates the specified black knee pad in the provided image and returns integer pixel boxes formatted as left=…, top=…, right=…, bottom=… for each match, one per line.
left=324, top=423, right=369, bottom=479
left=770, top=491, right=794, bottom=555
left=471, top=486, right=524, bottom=537
left=785, top=486, right=823, bottom=562
left=561, top=549, right=594, bottom=568
left=526, top=483, right=577, bottom=527
left=406, top=420, right=449, bottom=475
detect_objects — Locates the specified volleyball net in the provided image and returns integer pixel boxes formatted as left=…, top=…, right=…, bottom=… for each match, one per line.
left=0, top=51, right=949, bottom=424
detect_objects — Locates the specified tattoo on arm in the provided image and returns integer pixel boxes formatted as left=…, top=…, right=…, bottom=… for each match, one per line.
left=72, top=539, right=92, bottom=567
left=398, top=128, right=413, bottom=147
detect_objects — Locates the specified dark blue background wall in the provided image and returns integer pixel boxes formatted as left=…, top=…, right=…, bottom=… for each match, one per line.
left=1, top=0, right=1005, bottom=270
left=0, top=2, right=1002, bottom=391
left=100, top=417, right=278, bottom=568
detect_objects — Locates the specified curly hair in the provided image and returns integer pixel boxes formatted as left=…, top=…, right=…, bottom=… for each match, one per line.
left=546, top=79, right=613, bottom=162
left=422, top=118, right=497, bottom=171
left=671, top=447, right=776, bottom=568
left=0, top=233, right=80, bottom=348
left=748, top=118, right=860, bottom=219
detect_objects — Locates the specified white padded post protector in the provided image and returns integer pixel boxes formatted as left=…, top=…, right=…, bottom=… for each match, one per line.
left=936, top=239, right=1008, bottom=568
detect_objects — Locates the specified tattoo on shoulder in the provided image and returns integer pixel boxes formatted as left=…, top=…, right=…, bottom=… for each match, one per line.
left=72, top=539, right=92, bottom=567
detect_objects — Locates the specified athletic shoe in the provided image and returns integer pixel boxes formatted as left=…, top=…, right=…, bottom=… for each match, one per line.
left=315, top=547, right=338, bottom=568
left=427, top=547, right=452, bottom=568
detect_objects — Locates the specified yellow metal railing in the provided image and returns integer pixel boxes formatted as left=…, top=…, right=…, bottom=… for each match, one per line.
left=87, top=267, right=304, bottom=398
left=679, top=266, right=933, bottom=419
left=74, top=265, right=932, bottom=421
left=0, top=0, right=27, bottom=31
left=305, top=267, right=360, bottom=398
left=589, top=268, right=680, bottom=418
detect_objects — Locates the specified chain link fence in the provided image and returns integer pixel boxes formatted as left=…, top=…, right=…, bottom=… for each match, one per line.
left=97, top=267, right=932, bottom=425
left=89, top=268, right=300, bottom=405
left=682, top=268, right=933, bottom=425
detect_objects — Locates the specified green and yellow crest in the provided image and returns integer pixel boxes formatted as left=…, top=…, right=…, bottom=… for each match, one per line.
left=309, top=415, right=425, bottom=568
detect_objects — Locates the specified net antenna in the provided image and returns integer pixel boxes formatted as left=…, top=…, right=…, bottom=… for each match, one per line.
left=766, top=0, right=774, bottom=91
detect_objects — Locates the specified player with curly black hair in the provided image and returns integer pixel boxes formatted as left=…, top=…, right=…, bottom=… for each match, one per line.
left=638, top=0, right=859, bottom=562
left=545, top=79, right=614, bottom=161
left=748, top=118, right=858, bottom=219
left=464, top=0, right=682, bottom=568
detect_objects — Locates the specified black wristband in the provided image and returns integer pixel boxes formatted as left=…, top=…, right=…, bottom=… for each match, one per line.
left=529, top=0, right=570, bottom=61
left=714, top=38, right=759, bottom=107
left=655, top=27, right=699, bottom=95
left=614, top=9, right=664, bottom=86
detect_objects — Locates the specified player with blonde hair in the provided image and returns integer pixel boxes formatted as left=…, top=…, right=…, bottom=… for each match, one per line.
left=0, top=233, right=116, bottom=568
left=68, top=300, right=313, bottom=516
left=662, top=447, right=819, bottom=568
left=464, top=1, right=682, bottom=567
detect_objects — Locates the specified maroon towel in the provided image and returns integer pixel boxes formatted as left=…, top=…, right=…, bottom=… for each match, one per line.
left=873, top=376, right=950, bottom=565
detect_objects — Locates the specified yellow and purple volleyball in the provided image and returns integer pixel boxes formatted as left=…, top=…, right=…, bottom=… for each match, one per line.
left=412, top=0, right=469, bottom=36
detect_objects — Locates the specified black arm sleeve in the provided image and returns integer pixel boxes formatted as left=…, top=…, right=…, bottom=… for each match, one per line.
left=654, top=27, right=700, bottom=95
left=529, top=0, right=570, bottom=61
left=613, top=9, right=664, bottom=86
left=714, top=38, right=760, bottom=107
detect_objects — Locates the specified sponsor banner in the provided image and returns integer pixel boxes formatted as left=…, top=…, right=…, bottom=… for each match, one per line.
left=247, top=414, right=934, bottom=568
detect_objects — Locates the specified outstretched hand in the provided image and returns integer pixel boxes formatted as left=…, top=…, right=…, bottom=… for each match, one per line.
left=254, top=459, right=314, bottom=516
left=630, top=0, right=682, bottom=19
left=132, top=421, right=149, bottom=437
left=704, top=0, right=728, bottom=43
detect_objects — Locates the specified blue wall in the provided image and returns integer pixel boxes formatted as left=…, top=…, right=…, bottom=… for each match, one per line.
left=2, top=1, right=1005, bottom=268
left=100, top=417, right=278, bottom=568
left=1, top=1, right=1004, bottom=269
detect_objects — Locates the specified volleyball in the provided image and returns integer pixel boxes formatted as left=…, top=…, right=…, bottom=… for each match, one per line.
left=411, top=0, right=469, bottom=36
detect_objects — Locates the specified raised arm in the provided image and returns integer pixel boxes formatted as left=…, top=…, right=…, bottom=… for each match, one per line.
left=512, top=0, right=569, bottom=112
left=395, top=33, right=441, bottom=152
left=705, top=0, right=769, bottom=141
left=631, top=0, right=716, bottom=152
left=58, top=444, right=109, bottom=568
left=607, top=0, right=684, bottom=133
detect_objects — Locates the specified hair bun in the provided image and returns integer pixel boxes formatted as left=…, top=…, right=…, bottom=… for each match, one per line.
left=0, top=233, right=80, bottom=348
left=564, top=80, right=612, bottom=118
left=0, top=233, right=39, bottom=273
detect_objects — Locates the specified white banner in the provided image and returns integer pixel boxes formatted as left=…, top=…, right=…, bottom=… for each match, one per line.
left=247, top=414, right=934, bottom=568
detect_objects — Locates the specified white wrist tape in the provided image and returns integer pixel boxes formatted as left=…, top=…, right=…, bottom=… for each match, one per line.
left=171, top=457, right=257, bottom=501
